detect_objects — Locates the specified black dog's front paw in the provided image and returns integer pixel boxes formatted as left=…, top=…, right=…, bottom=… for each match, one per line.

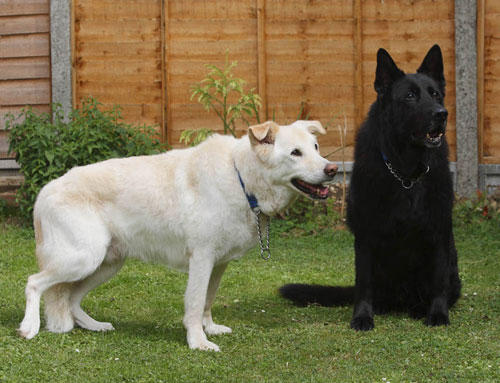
left=425, top=311, right=450, bottom=327
left=350, top=316, right=374, bottom=331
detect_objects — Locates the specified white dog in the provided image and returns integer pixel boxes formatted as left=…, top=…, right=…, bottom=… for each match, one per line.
left=18, top=120, right=337, bottom=351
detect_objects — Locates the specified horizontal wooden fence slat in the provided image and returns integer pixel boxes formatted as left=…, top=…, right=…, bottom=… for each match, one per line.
left=0, top=79, right=51, bottom=105
left=485, top=58, right=500, bottom=80
left=76, top=81, right=162, bottom=105
left=362, top=20, right=454, bottom=39
left=265, top=0, right=353, bottom=20
left=76, top=41, right=161, bottom=59
left=0, top=14, right=49, bottom=35
left=76, top=19, right=161, bottom=43
left=0, top=57, right=50, bottom=80
left=265, top=40, right=354, bottom=62
left=168, top=20, right=256, bottom=40
left=169, top=61, right=256, bottom=85
left=108, top=104, right=163, bottom=127
left=485, top=13, right=500, bottom=35
left=169, top=40, right=257, bottom=61
left=362, top=0, right=453, bottom=20
left=0, top=0, right=48, bottom=17
left=266, top=61, right=353, bottom=84
left=75, top=0, right=161, bottom=20
left=76, top=61, right=161, bottom=83
left=169, top=0, right=256, bottom=20
left=265, top=20, right=354, bottom=38
left=0, top=33, right=49, bottom=58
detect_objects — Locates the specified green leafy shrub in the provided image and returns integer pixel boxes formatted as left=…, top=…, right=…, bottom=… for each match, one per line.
left=454, top=190, right=500, bottom=225
left=5, top=98, right=166, bottom=224
left=182, top=52, right=262, bottom=146
left=274, top=185, right=345, bottom=236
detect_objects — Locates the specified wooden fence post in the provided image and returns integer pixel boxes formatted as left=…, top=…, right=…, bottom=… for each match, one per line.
left=51, top=0, right=72, bottom=121
left=455, top=0, right=479, bottom=196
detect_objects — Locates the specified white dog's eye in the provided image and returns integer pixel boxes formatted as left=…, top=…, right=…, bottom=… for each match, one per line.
left=291, top=149, right=302, bottom=157
left=315, top=143, right=319, bottom=151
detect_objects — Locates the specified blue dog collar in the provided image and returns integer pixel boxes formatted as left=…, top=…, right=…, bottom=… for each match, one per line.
left=234, top=165, right=259, bottom=210
left=234, top=164, right=271, bottom=260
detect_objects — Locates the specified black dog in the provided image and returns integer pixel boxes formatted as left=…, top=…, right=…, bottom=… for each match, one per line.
left=280, top=45, right=461, bottom=330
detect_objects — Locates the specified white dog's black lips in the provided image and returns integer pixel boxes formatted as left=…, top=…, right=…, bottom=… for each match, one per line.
left=291, top=179, right=329, bottom=200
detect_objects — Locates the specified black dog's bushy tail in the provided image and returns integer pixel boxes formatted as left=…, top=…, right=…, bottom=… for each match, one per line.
left=279, top=284, right=355, bottom=307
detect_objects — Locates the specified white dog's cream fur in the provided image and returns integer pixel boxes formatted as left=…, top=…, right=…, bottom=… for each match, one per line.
left=18, top=120, right=337, bottom=351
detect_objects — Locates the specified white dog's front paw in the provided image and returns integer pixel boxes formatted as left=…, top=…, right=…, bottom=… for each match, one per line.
left=187, top=329, right=221, bottom=352
left=204, top=323, right=232, bottom=336
left=190, top=339, right=221, bottom=352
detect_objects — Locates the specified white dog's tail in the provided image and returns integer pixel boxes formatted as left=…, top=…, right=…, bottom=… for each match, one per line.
left=44, top=283, right=74, bottom=333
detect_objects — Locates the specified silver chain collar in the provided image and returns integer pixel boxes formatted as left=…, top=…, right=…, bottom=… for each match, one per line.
left=384, top=160, right=430, bottom=189
left=252, top=207, right=271, bottom=260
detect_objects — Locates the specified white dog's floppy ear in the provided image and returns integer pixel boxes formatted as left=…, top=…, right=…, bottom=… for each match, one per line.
left=248, top=121, right=280, bottom=146
left=292, top=120, right=326, bottom=135
left=306, top=121, right=326, bottom=135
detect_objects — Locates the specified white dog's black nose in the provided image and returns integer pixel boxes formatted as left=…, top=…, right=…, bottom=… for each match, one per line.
left=324, top=163, right=338, bottom=177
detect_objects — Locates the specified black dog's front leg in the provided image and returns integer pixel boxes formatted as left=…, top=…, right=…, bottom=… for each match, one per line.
left=351, top=238, right=375, bottom=331
left=425, top=241, right=450, bottom=327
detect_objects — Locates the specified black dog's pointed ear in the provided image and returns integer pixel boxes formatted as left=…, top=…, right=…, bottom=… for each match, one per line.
left=374, top=48, right=405, bottom=94
left=417, top=44, right=445, bottom=91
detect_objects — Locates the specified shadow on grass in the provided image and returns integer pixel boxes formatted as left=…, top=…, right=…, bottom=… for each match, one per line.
left=112, top=320, right=186, bottom=345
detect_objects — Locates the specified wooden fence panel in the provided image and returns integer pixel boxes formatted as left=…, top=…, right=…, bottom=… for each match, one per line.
left=482, top=0, right=500, bottom=164
left=361, top=0, right=456, bottom=161
left=0, top=0, right=50, bottom=161
left=165, top=0, right=258, bottom=145
left=73, top=0, right=164, bottom=133
left=73, top=0, right=458, bottom=162
left=265, top=4, right=356, bottom=160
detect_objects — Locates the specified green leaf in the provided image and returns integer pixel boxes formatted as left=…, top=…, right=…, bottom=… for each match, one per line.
left=44, top=151, right=54, bottom=164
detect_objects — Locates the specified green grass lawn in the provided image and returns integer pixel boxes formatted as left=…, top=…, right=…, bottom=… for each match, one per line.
left=0, top=214, right=498, bottom=383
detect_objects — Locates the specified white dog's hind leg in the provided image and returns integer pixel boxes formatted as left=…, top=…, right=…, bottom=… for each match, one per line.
left=202, top=263, right=232, bottom=336
left=69, top=257, right=125, bottom=332
left=183, top=250, right=220, bottom=351
left=44, top=283, right=74, bottom=333
left=18, top=270, right=69, bottom=339
left=21, top=211, right=111, bottom=339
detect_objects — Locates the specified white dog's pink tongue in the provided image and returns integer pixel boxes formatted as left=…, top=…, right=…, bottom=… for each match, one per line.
left=318, top=186, right=329, bottom=198
left=294, top=179, right=329, bottom=199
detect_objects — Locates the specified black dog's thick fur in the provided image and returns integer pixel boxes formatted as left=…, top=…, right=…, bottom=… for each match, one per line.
left=280, top=45, right=461, bottom=330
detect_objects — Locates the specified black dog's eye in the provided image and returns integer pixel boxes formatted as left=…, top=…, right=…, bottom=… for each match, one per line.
left=291, top=149, right=302, bottom=157
left=405, top=92, right=416, bottom=101
left=430, top=89, right=440, bottom=99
